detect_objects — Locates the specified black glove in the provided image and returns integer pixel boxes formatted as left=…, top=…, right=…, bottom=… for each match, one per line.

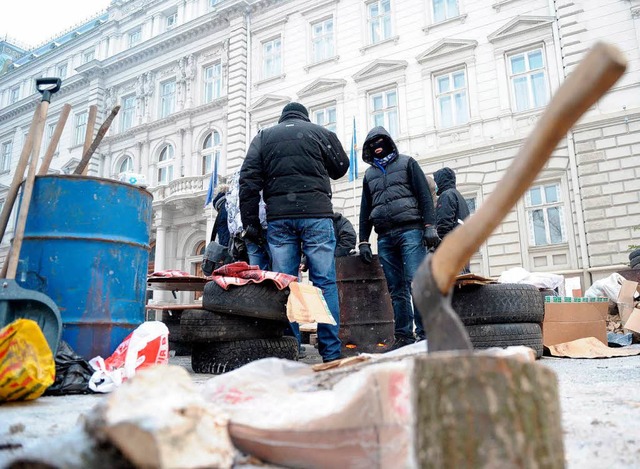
left=241, top=225, right=264, bottom=245
left=359, top=242, right=373, bottom=264
left=422, top=225, right=440, bottom=249
left=300, top=254, right=309, bottom=272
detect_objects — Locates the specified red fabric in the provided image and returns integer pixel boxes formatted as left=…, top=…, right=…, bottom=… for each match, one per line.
left=212, top=261, right=297, bottom=290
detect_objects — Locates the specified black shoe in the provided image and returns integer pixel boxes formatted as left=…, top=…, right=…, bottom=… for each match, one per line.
left=387, top=336, right=415, bottom=352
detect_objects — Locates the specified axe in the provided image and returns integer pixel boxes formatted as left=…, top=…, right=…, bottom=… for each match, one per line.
left=412, top=42, right=627, bottom=353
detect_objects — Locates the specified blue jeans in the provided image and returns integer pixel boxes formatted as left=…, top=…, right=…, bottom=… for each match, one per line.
left=245, top=239, right=271, bottom=270
left=267, top=218, right=342, bottom=362
left=377, top=228, right=427, bottom=341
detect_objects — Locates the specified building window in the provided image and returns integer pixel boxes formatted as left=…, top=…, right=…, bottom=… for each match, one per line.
left=525, top=183, right=566, bottom=246
left=432, top=0, right=459, bottom=23
left=203, top=63, right=222, bottom=103
left=262, top=37, right=282, bottom=79
left=56, top=63, right=68, bottom=79
left=1, top=141, right=12, bottom=172
left=82, top=48, right=95, bottom=64
left=311, top=17, right=334, bottom=63
left=464, top=196, right=476, bottom=214
left=45, top=122, right=59, bottom=154
left=508, top=47, right=549, bottom=112
left=9, top=86, right=20, bottom=104
left=166, top=12, right=177, bottom=30
left=210, top=0, right=221, bottom=6
left=128, top=29, right=142, bottom=48
left=157, top=145, right=174, bottom=184
left=120, top=95, right=136, bottom=131
left=74, top=112, right=88, bottom=146
left=435, top=68, right=469, bottom=128
left=370, top=88, right=398, bottom=137
left=202, top=130, right=221, bottom=175
left=312, top=105, right=337, bottom=133
left=159, top=80, right=175, bottom=118
left=118, top=155, right=134, bottom=174
left=367, top=0, right=392, bottom=44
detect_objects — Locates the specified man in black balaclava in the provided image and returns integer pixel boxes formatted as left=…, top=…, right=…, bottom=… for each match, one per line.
left=358, top=126, right=439, bottom=350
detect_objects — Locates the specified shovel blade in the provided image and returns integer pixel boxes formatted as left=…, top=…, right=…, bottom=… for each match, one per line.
left=0, top=280, right=62, bottom=354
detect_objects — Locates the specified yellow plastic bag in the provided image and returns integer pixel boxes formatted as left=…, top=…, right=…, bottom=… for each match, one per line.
left=0, top=319, right=55, bottom=401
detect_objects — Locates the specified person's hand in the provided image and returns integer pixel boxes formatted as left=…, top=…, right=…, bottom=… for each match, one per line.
left=358, top=242, right=373, bottom=264
left=241, top=225, right=263, bottom=245
left=422, top=225, right=440, bottom=249
left=299, top=254, right=308, bottom=272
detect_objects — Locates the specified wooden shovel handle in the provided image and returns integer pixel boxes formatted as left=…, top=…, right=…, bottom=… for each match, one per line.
left=5, top=101, right=50, bottom=279
left=431, top=42, right=627, bottom=295
left=0, top=102, right=42, bottom=244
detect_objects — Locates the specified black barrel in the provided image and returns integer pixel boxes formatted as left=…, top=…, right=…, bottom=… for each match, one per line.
left=335, top=255, right=395, bottom=355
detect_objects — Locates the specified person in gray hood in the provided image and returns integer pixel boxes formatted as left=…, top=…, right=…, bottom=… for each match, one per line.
left=358, top=126, right=439, bottom=349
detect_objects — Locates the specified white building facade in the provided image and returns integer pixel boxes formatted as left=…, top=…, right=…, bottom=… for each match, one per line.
left=1, top=0, right=640, bottom=295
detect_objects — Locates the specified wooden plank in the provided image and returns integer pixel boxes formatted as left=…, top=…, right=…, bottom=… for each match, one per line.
left=147, top=277, right=208, bottom=291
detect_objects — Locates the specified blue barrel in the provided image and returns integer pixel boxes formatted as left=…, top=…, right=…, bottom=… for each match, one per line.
left=17, top=175, right=152, bottom=360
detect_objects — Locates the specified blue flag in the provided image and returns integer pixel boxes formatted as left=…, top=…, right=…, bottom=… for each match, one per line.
left=348, top=118, right=358, bottom=182
left=204, top=153, right=219, bottom=207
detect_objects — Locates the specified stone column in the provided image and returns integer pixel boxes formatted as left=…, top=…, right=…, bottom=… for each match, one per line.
left=225, top=15, right=248, bottom=174
left=184, top=127, right=193, bottom=177
left=152, top=223, right=167, bottom=302
left=176, top=129, right=184, bottom=177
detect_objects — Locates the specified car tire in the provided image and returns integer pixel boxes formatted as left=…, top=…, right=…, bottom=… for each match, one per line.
left=629, top=248, right=640, bottom=262
left=191, top=337, right=299, bottom=374
left=465, top=323, right=543, bottom=358
left=451, top=283, right=544, bottom=326
left=631, top=256, right=640, bottom=269
left=181, top=309, right=286, bottom=342
left=203, top=281, right=289, bottom=321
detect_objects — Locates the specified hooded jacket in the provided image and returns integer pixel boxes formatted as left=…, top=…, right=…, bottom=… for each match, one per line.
left=433, top=167, right=470, bottom=239
left=239, top=108, right=349, bottom=229
left=358, top=127, right=436, bottom=240
left=332, top=212, right=357, bottom=257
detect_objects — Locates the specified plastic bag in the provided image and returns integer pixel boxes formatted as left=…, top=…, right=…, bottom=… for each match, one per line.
left=44, top=341, right=95, bottom=396
left=202, top=241, right=233, bottom=276
left=0, top=319, right=55, bottom=402
left=88, top=321, right=169, bottom=393
left=498, top=267, right=565, bottom=294
left=584, top=272, right=624, bottom=301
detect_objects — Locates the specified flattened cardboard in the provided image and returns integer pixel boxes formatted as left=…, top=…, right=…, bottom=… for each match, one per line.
left=547, top=337, right=640, bottom=358
left=617, top=280, right=638, bottom=323
left=543, top=301, right=608, bottom=347
left=624, top=308, right=640, bottom=333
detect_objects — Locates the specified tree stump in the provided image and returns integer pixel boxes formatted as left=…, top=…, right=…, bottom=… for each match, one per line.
left=413, top=353, right=564, bottom=468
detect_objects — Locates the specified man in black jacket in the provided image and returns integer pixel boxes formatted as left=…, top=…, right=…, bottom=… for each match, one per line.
left=358, top=127, right=439, bottom=349
left=239, top=102, right=349, bottom=363
left=433, top=167, right=471, bottom=273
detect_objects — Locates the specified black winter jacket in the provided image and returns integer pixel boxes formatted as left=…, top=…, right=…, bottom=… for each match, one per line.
left=359, top=127, right=436, bottom=240
left=239, top=109, right=349, bottom=230
left=433, top=167, right=470, bottom=239
left=333, top=212, right=357, bottom=257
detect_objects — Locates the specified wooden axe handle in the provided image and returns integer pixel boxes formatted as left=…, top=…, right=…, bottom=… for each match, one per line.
left=73, top=105, right=120, bottom=175
left=39, top=103, right=71, bottom=175
left=431, top=42, right=627, bottom=295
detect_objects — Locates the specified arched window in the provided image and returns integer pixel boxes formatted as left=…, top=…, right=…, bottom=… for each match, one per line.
left=202, top=130, right=221, bottom=175
left=157, top=145, right=174, bottom=184
left=118, top=155, right=134, bottom=175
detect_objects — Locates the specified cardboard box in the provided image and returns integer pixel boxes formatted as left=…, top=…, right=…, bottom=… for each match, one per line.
left=616, top=279, right=640, bottom=333
left=543, top=298, right=608, bottom=347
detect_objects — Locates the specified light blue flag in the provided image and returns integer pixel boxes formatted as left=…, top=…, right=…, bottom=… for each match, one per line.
left=348, top=118, right=358, bottom=182
left=204, top=154, right=219, bottom=207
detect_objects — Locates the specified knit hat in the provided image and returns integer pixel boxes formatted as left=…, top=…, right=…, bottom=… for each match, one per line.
left=282, top=102, right=309, bottom=118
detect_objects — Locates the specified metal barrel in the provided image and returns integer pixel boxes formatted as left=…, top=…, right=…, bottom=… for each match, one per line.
left=335, top=255, right=395, bottom=355
left=17, top=175, right=152, bottom=359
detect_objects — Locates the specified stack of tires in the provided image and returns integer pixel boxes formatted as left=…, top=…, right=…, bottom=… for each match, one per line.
left=182, top=281, right=298, bottom=374
left=451, top=283, right=545, bottom=358
left=629, top=249, right=640, bottom=269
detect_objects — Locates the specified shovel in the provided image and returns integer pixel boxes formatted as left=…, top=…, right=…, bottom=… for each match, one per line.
left=412, top=42, right=627, bottom=353
left=0, top=78, right=63, bottom=354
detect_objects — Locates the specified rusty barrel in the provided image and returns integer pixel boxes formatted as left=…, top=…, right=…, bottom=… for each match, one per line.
left=336, top=255, right=394, bottom=355
left=17, top=175, right=152, bottom=359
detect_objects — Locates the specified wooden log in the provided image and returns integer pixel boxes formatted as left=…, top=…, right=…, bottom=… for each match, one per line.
left=38, top=103, right=71, bottom=175
left=81, top=105, right=97, bottom=176
left=413, top=353, right=564, bottom=468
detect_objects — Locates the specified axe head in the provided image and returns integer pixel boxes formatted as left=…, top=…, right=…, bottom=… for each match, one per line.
left=412, top=253, right=472, bottom=353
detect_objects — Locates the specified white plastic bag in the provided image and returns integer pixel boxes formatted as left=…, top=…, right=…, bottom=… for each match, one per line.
left=89, top=321, right=169, bottom=393
left=498, top=267, right=565, bottom=293
left=584, top=272, right=625, bottom=301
